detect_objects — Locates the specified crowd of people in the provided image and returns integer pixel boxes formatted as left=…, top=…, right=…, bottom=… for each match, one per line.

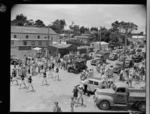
left=10, top=55, right=62, bottom=92
left=11, top=43, right=146, bottom=112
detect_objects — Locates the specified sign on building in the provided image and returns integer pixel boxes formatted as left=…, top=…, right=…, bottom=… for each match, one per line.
left=18, top=46, right=31, bottom=50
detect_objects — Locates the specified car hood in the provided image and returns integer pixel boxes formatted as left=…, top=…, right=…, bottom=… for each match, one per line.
left=96, top=88, right=115, bottom=95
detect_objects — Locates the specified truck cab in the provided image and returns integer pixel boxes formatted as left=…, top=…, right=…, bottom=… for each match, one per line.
left=94, top=82, right=146, bottom=112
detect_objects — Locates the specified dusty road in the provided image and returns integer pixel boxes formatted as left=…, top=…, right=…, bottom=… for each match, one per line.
left=10, top=60, right=144, bottom=112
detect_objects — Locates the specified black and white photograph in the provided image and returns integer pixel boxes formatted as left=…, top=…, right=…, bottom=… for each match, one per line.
left=10, top=4, right=148, bottom=113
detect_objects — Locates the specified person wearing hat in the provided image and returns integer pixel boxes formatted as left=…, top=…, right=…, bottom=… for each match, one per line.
left=53, top=102, right=62, bottom=112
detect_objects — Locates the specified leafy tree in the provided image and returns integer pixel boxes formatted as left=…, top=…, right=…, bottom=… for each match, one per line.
left=50, top=19, right=66, bottom=34
left=72, top=25, right=80, bottom=35
left=25, top=19, right=34, bottom=26
left=34, top=19, right=45, bottom=27
left=80, top=26, right=85, bottom=34
left=90, top=27, right=98, bottom=31
left=11, top=14, right=27, bottom=26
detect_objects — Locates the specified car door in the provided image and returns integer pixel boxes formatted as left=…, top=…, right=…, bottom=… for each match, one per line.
left=87, top=80, right=94, bottom=92
left=114, top=87, right=128, bottom=104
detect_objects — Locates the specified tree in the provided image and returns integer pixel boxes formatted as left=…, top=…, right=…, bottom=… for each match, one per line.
left=34, top=19, right=45, bottom=27
left=50, top=19, right=66, bottom=34
left=90, top=27, right=98, bottom=31
left=72, top=25, right=80, bottom=35
left=11, top=14, right=27, bottom=26
left=80, top=26, right=85, bottom=34
left=25, top=19, right=35, bottom=26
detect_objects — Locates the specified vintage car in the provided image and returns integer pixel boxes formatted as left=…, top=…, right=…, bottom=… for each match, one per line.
left=128, top=49, right=136, bottom=55
left=125, top=59, right=134, bottom=68
left=113, top=64, right=122, bottom=74
left=109, top=53, right=118, bottom=60
left=91, top=54, right=106, bottom=66
left=86, top=77, right=114, bottom=96
left=132, top=54, right=143, bottom=63
left=94, top=82, right=146, bottom=112
left=67, top=58, right=87, bottom=74
left=118, top=55, right=128, bottom=62
left=115, top=59, right=133, bottom=70
left=80, top=53, right=92, bottom=60
left=91, top=58, right=101, bottom=66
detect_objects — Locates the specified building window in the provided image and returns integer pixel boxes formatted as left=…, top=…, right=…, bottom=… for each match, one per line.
left=23, top=41, right=27, bottom=45
left=26, top=35, right=28, bottom=39
left=46, top=41, right=49, bottom=45
left=32, top=41, right=35, bottom=45
left=11, top=40, right=14, bottom=44
left=14, top=35, right=17, bottom=38
left=39, top=41, right=42, bottom=45
left=38, top=35, right=40, bottom=39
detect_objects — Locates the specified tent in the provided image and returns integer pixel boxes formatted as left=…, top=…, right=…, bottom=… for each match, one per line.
left=48, top=44, right=77, bottom=57
left=32, top=47, right=42, bottom=51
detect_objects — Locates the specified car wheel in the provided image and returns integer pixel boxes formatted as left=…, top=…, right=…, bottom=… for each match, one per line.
left=98, top=100, right=110, bottom=110
left=138, top=102, right=146, bottom=112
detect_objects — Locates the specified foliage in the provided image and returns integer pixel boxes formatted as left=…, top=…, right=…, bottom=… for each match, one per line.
left=11, top=14, right=28, bottom=26
left=50, top=19, right=66, bottom=34
left=34, top=19, right=45, bottom=27
left=90, top=27, right=98, bottom=31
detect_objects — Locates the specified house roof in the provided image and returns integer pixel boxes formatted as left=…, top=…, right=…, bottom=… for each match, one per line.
left=132, top=35, right=145, bottom=39
left=77, top=46, right=93, bottom=49
left=11, top=26, right=58, bottom=35
left=74, top=35, right=90, bottom=39
left=92, top=41, right=109, bottom=45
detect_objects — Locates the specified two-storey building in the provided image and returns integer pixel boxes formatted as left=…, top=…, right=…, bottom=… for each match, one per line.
left=11, top=26, right=60, bottom=58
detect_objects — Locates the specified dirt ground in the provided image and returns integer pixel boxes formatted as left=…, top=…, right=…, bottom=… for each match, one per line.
left=10, top=60, right=145, bottom=112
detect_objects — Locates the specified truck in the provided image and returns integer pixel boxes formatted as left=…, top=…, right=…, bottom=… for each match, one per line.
left=67, top=58, right=87, bottom=74
left=93, top=82, right=146, bottom=112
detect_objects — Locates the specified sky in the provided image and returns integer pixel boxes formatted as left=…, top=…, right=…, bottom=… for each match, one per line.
left=11, top=4, right=146, bottom=33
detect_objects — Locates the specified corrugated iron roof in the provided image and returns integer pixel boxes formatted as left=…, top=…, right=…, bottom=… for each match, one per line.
left=74, top=35, right=90, bottom=39
left=11, top=26, right=58, bottom=35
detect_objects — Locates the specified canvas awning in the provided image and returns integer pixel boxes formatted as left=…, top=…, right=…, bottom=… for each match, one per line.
left=32, top=47, right=42, bottom=51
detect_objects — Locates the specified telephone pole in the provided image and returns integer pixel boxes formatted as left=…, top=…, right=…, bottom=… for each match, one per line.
left=47, top=25, right=50, bottom=59
left=99, top=28, right=102, bottom=51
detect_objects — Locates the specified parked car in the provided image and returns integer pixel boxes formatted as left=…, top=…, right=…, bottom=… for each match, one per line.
left=109, top=53, right=118, bottom=60
left=80, top=53, right=92, bottom=60
left=91, top=58, right=101, bottom=66
left=113, top=64, right=122, bottom=74
left=86, top=77, right=114, bottom=95
left=125, top=59, right=134, bottom=68
left=91, top=54, right=106, bottom=66
left=94, top=82, right=146, bottom=112
left=132, top=54, right=143, bottom=63
left=128, top=49, right=136, bottom=55
left=118, top=55, right=127, bottom=62
left=67, top=58, right=87, bottom=74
